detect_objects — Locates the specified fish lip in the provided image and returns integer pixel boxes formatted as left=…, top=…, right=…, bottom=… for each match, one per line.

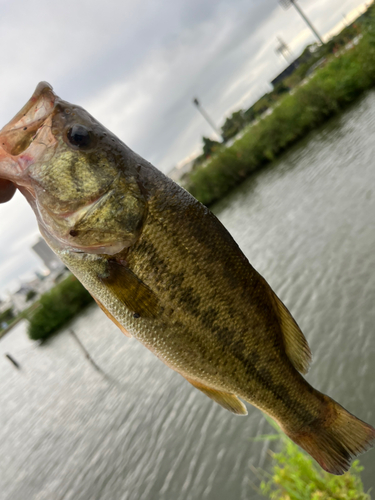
left=0, top=82, right=57, bottom=183
left=0, top=82, right=56, bottom=139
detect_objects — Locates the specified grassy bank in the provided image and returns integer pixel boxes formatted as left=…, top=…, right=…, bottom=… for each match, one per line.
left=185, top=18, right=375, bottom=205
left=28, top=274, right=93, bottom=341
left=255, top=419, right=371, bottom=499
left=260, top=441, right=370, bottom=499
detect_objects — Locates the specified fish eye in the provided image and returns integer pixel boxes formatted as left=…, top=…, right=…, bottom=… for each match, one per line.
left=66, top=125, right=93, bottom=149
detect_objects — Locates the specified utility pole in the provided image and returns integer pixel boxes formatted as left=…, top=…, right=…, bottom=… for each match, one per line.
left=192, top=97, right=222, bottom=141
left=279, top=0, right=324, bottom=45
left=69, top=329, right=107, bottom=376
left=275, top=36, right=293, bottom=63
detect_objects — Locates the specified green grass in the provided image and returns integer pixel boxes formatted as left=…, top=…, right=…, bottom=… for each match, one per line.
left=254, top=418, right=371, bottom=500
left=27, top=274, right=93, bottom=341
left=185, top=15, right=375, bottom=205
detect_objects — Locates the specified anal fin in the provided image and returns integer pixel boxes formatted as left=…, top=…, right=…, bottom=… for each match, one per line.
left=185, top=377, right=247, bottom=415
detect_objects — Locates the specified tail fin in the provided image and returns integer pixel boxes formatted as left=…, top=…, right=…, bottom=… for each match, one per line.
left=285, top=397, right=375, bottom=475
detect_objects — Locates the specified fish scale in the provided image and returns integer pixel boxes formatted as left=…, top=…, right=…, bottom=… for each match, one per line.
left=120, top=182, right=319, bottom=415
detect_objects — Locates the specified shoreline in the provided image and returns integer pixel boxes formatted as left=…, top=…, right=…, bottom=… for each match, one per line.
left=0, top=315, right=25, bottom=339
left=184, top=24, right=375, bottom=206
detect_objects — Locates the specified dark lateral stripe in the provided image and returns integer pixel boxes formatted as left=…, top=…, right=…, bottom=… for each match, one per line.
left=133, top=232, right=314, bottom=423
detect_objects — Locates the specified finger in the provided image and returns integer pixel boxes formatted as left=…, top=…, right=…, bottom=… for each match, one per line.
left=0, top=179, right=16, bottom=203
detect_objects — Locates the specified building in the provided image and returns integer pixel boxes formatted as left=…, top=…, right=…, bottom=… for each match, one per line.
left=32, top=237, right=64, bottom=272
left=168, top=158, right=196, bottom=183
left=12, top=284, right=35, bottom=314
left=270, top=59, right=302, bottom=88
left=11, top=270, right=69, bottom=314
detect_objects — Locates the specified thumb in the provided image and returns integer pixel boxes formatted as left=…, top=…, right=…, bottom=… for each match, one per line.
left=0, top=179, right=16, bottom=203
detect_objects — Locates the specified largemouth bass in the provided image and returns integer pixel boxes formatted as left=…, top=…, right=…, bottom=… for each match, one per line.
left=0, top=82, right=373, bottom=475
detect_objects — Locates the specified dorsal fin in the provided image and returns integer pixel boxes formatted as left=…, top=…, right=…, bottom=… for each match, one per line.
left=269, top=290, right=312, bottom=374
left=185, top=377, right=248, bottom=415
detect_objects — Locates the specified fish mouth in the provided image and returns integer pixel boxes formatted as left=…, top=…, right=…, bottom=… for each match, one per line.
left=0, top=82, right=56, bottom=184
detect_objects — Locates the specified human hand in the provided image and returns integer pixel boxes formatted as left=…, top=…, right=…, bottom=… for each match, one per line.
left=0, top=179, right=16, bottom=203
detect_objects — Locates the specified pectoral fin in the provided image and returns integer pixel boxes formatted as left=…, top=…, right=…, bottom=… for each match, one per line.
left=93, top=297, right=132, bottom=338
left=185, top=377, right=247, bottom=415
left=99, top=260, right=160, bottom=319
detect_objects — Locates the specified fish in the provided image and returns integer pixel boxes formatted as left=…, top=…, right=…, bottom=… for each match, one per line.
left=0, top=82, right=374, bottom=475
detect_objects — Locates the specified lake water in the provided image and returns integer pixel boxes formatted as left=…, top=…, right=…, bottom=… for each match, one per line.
left=1, top=92, right=375, bottom=500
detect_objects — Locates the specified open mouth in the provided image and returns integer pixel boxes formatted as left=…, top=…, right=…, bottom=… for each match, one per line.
left=0, top=82, right=56, bottom=181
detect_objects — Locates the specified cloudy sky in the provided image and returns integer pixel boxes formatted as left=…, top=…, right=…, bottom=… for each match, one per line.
left=0, top=0, right=368, bottom=297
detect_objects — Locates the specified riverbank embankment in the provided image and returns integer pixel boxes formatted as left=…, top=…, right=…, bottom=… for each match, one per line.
left=185, top=18, right=375, bottom=206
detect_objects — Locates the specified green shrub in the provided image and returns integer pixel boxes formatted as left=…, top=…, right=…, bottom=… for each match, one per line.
left=256, top=419, right=371, bottom=500
left=0, top=307, right=15, bottom=325
left=26, top=289, right=37, bottom=302
left=28, top=275, right=93, bottom=340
